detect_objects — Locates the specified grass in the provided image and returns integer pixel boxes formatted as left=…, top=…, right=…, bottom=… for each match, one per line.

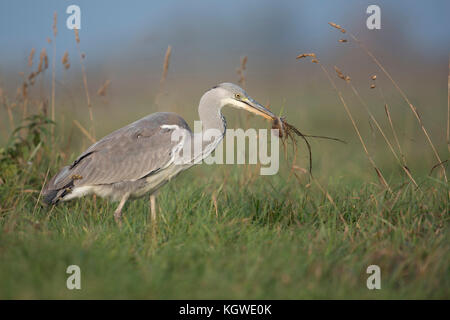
left=0, top=163, right=448, bottom=299
left=0, top=20, right=449, bottom=299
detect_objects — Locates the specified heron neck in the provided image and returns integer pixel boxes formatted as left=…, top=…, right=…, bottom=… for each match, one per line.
left=192, top=93, right=226, bottom=162
left=198, top=94, right=226, bottom=135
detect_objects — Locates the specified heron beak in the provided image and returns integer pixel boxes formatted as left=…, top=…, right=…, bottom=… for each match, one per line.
left=238, top=97, right=276, bottom=120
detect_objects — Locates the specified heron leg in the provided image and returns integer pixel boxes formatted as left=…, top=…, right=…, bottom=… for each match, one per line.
left=114, top=193, right=129, bottom=226
left=150, top=193, right=157, bottom=225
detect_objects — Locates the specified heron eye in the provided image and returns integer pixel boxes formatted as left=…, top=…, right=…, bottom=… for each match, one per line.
left=234, top=93, right=241, bottom=100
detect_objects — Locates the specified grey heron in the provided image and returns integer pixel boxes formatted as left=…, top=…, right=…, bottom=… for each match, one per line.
left=43, top=83, right=277, bottom=225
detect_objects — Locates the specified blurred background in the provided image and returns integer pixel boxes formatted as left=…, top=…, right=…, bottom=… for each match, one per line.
left=0, top=0, right=449, bottom=182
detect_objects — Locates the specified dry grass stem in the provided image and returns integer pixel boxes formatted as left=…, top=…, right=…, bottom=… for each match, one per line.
left=51, top=13, right=57, bottom=137
left=272, top=115, right=345, bottom=178
left=334, top=66, right=351, bottom=82
left=74, top=28, right=95, bottom=139
left=320, top=63, right=391, bottom=192
left=384, top=103, right=406, bottom=163
left=73, top=119, right=96, bottom=144
left=97, top=80, right=111, bottom=96
left=347, top=31, right=447, bottom=183
left=347, top=80, right=418, bottom=187
left=32, top=165, right=51, bottom=216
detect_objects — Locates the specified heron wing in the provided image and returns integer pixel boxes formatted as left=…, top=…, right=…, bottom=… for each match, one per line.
left=47, top=112, right=190, bottom=192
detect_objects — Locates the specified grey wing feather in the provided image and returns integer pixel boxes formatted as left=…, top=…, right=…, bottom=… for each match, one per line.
left=43, top=112, right=190, bottom=203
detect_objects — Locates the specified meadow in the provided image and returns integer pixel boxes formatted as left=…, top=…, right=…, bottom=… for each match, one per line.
left=0, top=19, right=448, bottom=299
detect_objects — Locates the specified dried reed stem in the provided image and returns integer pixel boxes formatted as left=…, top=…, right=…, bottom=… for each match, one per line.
left=348, top=32, right=447, bottom=183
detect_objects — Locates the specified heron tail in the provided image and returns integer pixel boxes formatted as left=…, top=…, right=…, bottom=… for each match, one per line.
left=42, top=166, right=74, bottom=205
left=43, top=188, right=59, bottom=205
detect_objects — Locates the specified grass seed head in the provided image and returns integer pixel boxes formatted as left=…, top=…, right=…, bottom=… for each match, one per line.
left=28, top=48, right=35, bottom=67
left=296, top=53, right=316, bottom=59
left=62, top=51, right=70, bottom=69
left=328, top=22, right=346, bottom=33
left=37, top=48, right=48, bottom=73
left=62, top=51, right=69, bottom=65
left=28, top=71, right=36, bottom=83
left=22, top=82, right=28, bottom=99
left=334, top=66, right=350, bottom=82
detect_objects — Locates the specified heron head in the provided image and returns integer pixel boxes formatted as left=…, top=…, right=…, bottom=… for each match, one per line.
left=210, top=83, right=276, bottom=121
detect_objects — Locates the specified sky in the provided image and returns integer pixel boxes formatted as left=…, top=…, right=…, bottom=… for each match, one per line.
left=0, top=0, right=449, bottom=108
left=0, top=0, right=449, bottom=68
